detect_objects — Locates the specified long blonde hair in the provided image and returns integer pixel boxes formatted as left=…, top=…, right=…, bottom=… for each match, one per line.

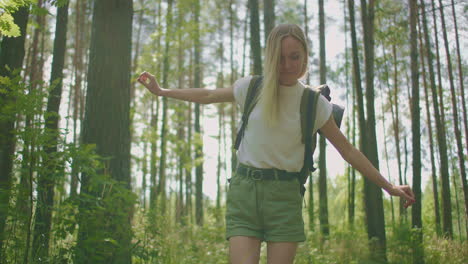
left=258, top=24, right=309, bottom=126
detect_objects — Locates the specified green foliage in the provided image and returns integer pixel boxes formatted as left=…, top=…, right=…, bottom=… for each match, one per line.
left=0, top=12, right=20, bottom=36
left=0, top=0, right=34, bottom=37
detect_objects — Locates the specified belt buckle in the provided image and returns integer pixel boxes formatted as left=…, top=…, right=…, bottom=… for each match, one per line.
left=250, top=169, right=263, bottom=180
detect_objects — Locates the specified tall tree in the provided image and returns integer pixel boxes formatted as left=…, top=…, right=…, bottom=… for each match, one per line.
left=229, top=0, right=238, bottom=175
left=347, top=0, right=366, bottom=231
left=439, top=0, right=458, bottom=238
left=360, top=0, right=387, bottom=260
left=0, top=5, right=30, bottom=259
left=304, top=0, right=315, bottom=232
left=249, top=0, right=262, bottom=75
left=419, top=0, right=441, bottom=235
left=450, top=0, right=468, bottom=164
left=450, top=0, right=468, bottom=233
left=263, top=0, right=275, bottom=44
left=318, top=0, right=329, bottom=237
left=75, top=0, right=134, bottom=263
left=32, top=2, right=70, bottom=262
left=193, top=0, right=204, bottom=226
left=158, top=0, right=175, bottom=215
left=409, top=0, right=423, bottom=262
left=429, top=0, right=452, bottom=238
left=149, top=0, right=162, bottom=213
left=69, top=0, right=88, bottom=198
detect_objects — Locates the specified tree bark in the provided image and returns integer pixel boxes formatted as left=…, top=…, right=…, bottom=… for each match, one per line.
left=318, top=0, right=329, bottom=238
left=0, top=5, right=30, bottom=260
left=249, top=0, right=262, bottom=75
left=449, top=0, right=468, bottom=235
left=409, top=0, right=423, bottom=262
left=76, top=1, right=134, bottom=263
left=436, top=0, right=457, bottom=239
left=419, top=0, right=441, bottom=236
left=347, top=0, right=364, bottom=231
left=360, top=0, right=387, bottom=260
left=263, top=0, right=275, bottom=44
left=194, top=0, right=204, bottom=226
left=32, top=2, right=69, bottom=262
left=158, top=0, right=175, bottom=215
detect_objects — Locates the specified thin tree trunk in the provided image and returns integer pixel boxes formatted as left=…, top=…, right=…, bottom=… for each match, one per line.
left=0, top=5, right=30, bottom=259
left=263, top=0, right=275, bottom=44
left=194, top=0, right=204, bottom=226
left=32, top=2, right=69, bottom=262
left=409, top=0, right=423, bottom=262
left=149, top=98, right=159, bottom=211
left=318, top=0, right=329, bottom=238
left=249, top=0, right=262, bottom=75
left=20, top=2, right=45, bottom=262
left=242, top=4, right=249, bottom=77
left=159, top=0, right=175, bottom=215
left=439, top=0, right=456, bottom=238
left=185, top=104, right=193, bottom=223
left=360, top=0, right=387, bottom=260
left=450, top=0, right=468, bottom=240
left=448, top=0, right=468, bottom=235
left=379, top=45, right=396, bottom=228
left=419, top=0, right=442, bottom=236
left=216, top=10, right=225, bottom=223
left=304, top=0, right=315, bottom=232
left=70, top=0, right=88, bottom=198
left=229, top=0, right=237, bottom=175
left=142, top=143, right=148, bottom=209
left=347, top=0, right=367, bottom=233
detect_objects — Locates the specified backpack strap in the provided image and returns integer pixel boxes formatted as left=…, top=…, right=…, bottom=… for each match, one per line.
left=298, top=87, right=320, bottom=195
left=234, top=76, right=263, bottom=150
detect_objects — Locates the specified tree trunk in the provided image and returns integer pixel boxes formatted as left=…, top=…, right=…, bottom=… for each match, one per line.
left=0, top=5, right=30, bottom=260
left=449, top=1, right=465, bottom=137
left=70, top=0, right=88, bottom=198
left=409, top=0, right=423, bottom=262
left=304, top=0, right=315, bottom=232
left=433, top=0, right=454, bottom=239
left=419, top=0, right=441, bottom=236
left=347, top=0, right=365, bottom=232
left=32, top=2, right=69, bottom=262
left=75, top=1, right=134, bottom=263
left=440, top=0, right=468, bottom=236
left=150, top=98, right=159, bottom=211
left=229, top=0, right=238, bottom=175
left=360, top=0, right=387, bottom=260
left=159, top=0, right=175, bottom=215
left=379, top=46, right=396, bottom=228
left=318, top=0, right=329, bottom=238
left=450, top=0, right=468, bottom=239
left=263, top=0, right=275, bottom=44
left=194, top=0, right=204, bottom=226
left=249, top=0, right=262, bottom=75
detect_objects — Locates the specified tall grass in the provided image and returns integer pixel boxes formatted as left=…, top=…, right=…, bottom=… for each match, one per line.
left=131, top=203, right=467, bottom=264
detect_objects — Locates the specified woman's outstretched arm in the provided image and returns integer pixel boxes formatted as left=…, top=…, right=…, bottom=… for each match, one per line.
left=137, top=71, right=235, bottom=104
left=319, top=116, right=416, bottom=208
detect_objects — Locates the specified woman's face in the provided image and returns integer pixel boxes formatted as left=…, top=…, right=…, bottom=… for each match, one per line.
left=278, top=36, right=305, bottom=86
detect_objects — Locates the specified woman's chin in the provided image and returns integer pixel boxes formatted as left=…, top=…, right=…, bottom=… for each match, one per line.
left=279, top=78, right=297, bottom=86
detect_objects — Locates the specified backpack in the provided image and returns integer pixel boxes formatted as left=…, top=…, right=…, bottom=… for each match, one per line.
left=233, top=75, right=344, bottom=195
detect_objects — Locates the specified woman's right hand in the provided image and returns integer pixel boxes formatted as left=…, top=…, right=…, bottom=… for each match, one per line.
left=137, top=72, right=164, bottom=96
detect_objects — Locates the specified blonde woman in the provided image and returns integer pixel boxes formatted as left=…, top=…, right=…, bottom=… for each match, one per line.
left=138, top=24, right=415, bottom=264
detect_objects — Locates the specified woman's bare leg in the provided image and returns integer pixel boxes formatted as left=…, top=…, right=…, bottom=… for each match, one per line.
left=229, top=236, right=261, bottom=264
left=266, top=242, right=298, bottom=264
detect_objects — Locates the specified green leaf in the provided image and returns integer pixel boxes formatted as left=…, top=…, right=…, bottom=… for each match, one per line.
left=0, top=12, right=20, bottom=37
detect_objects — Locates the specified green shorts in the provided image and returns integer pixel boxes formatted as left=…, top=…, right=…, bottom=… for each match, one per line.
left=225, top=166, right=306, bottom=242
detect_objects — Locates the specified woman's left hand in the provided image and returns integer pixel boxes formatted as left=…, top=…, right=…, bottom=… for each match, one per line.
left=387, top=185, right=416, bottom=208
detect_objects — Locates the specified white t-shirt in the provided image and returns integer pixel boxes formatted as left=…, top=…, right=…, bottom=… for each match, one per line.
left=233, top=76, right=333, bottom=172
